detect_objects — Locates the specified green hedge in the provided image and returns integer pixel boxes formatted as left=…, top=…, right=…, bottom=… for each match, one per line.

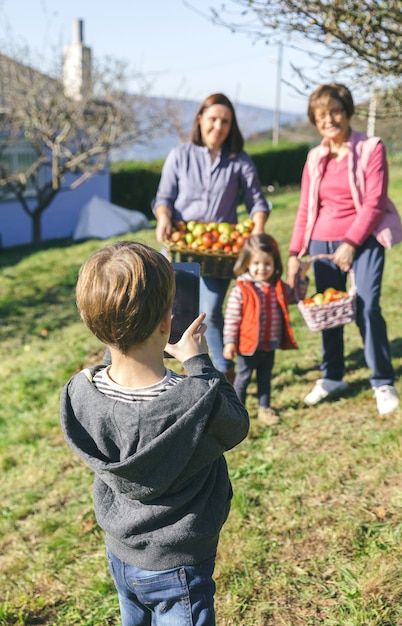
left=110, top=143, right=309, bottom=219
left=248, top=142, right=309, bottom=187
left=111, top=160, right=164, bottom=220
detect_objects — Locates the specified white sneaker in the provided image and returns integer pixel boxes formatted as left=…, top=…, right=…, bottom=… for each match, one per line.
left=304, top=378, right=349, bottom=405
left=373, top=385, right=400, bottom=415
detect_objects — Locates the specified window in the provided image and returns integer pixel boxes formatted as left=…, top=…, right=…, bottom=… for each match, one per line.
left=0, top=137, right=45, bottom=200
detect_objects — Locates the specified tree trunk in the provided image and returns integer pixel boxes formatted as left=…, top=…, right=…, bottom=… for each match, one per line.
left=32, top=211, right=42, bottom=245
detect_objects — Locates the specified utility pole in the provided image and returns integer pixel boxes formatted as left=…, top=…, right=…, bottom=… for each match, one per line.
left=272, top=43, right=283, bottom=145
left=367, top=92, right=377, bottom=137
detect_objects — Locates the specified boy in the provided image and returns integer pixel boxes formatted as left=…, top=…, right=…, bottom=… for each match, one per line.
left=60, top=241, right=249, bottom=626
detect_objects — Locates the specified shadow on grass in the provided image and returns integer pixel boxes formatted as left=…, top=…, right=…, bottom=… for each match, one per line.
left=272, top=337, right=402, bottom=411
left=0, top=280, right=79, bottom=343
left=0, top=239, right=92, bottom=342
left=294, top=337, right=401, bottom=382
left=346, top=337, right=402, bottom=379
left=0, top=237, right=74, bottom=269
left=301, top=337, right=401, bottom=407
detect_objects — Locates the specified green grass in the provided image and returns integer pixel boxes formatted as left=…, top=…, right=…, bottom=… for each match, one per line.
left=1, top=165, right=402, bottom=625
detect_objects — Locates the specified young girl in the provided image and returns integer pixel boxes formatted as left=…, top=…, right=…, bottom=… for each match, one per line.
left=223, top=234, right=310, bottom=425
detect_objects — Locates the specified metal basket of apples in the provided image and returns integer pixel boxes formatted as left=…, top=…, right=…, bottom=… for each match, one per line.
left=165, top=219, right=254, bottom=278
left=298, top=270, right=357, bottom=332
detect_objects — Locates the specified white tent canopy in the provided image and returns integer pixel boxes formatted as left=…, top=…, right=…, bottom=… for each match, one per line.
left=73, top=196, right=150, bottom=241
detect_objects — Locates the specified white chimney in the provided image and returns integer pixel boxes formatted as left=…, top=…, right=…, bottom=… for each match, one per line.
left=63, top=19, right=92, bottom=100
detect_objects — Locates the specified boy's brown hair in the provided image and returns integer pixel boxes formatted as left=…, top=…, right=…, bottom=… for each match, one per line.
left=76, top=241, right=175, bottom=353
left=233, top=233, right=283, bottom=279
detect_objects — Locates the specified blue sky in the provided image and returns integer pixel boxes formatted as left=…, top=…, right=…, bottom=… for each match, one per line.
left=0, top=0, right=318, bottom=115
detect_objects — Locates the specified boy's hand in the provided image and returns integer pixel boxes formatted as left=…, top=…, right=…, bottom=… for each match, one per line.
left=165, top=313, right=208, bottom=362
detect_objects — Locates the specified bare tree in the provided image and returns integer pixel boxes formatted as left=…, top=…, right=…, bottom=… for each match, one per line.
left=0, top=51, right=170, bottom=244
left=203, top=0, right=402, bottom=114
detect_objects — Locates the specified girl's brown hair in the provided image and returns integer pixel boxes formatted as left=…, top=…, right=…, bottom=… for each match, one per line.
left=189, top=93, right=244, bottom=155
left=233, top=234, right=283, bottom=279
left=76, top=241, right=175, bottom=353
left=307, top=83, right=355, bottom=126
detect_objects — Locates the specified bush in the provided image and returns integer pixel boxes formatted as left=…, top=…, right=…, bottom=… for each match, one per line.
left=110, top=143, right=310, bottom=216
left=248, top=142, right=310, bottom=187
left=111, top=161, right=164, bottom=219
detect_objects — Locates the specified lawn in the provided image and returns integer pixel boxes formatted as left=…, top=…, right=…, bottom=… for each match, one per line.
left=0, top=163, right=401, bottom=625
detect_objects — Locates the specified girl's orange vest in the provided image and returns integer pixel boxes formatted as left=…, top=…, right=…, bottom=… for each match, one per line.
left=236, top=279, right=298, bottom=356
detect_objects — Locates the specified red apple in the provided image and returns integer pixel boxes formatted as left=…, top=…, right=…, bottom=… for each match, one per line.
left=202, top=233, right=213, bottom=248
left=170, top=231, right=183, bottom=243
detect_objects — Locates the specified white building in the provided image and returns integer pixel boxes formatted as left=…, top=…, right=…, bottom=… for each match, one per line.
left=0, top=20, right=110, bottom=248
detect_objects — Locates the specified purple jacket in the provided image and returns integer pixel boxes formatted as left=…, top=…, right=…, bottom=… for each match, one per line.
left=153, top=142, right=270, bottom=224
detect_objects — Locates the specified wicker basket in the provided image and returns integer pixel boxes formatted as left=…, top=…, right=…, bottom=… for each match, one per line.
left=298, top=271, right=357, bottom=332
left=164, top=242, right=238, bottom=279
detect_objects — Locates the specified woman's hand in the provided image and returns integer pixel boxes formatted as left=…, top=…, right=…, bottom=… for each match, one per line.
left=333, top=242, right=356, bottom=272
left=165, top=313, right=208, bottom=362
left=155, top=206, right=173, bottom=243
left=287, top=256, right=301, bottom=288
left=299, top=259, right=311, bottom=280
left=250, top=211, right=268, bottom=235
left=223, top=342, right=237, bottom=360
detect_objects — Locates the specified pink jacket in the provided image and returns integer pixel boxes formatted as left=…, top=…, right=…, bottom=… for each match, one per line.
left=289, top=130, right=402, bottom=257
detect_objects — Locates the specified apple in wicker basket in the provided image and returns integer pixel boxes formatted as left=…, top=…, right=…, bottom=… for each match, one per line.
left=323, top=288, right=348, bottom=302
left=313, top=293, right=324, bottom=305
left=167, top=220, right=253, bottom=253
left=303, top=288, right=349, bottom=306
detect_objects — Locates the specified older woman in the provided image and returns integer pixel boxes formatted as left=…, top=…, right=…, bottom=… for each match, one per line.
left=287, top=83, right=401, bottom=415
left=154, top=93, right=270, bottom=378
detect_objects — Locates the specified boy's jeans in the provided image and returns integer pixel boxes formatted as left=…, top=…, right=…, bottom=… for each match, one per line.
left=107, top=549, right=216, bottom=626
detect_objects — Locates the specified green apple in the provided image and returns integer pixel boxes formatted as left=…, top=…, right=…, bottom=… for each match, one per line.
left=235, top=223, right=246, bottom=234
left=217, top=222, right=232, bottom=234
left=241, top=218, right=254, bottom=231
left=186, top=220, right=197, bottom=232
left=218, top=232, right=230, bottom=244
left=313, top=293, right=324, bottom=305
left=194, top=236, right=204, bottom=247
left=192, top=223, right=206, bottom=237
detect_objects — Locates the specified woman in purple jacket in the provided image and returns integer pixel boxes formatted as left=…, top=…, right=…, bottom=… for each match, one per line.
left=287, top=83, right=401, bottom=415
left=153, top=93, right=271, bottom=379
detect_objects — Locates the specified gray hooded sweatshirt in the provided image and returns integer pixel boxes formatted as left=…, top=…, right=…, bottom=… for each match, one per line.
left=60, top=354, right=249, bottom=570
